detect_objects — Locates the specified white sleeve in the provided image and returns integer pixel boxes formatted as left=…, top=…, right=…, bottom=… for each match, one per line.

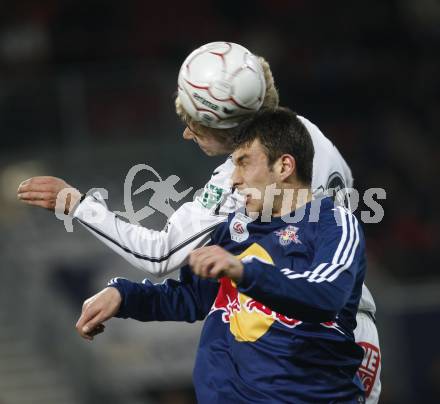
left=336, top=146, right=354, bottom=188
left=298, top=115, right=353, bottom=194
left=358, top=284, right=376, bottom=314
left=72, top=158, right=241, bottom=277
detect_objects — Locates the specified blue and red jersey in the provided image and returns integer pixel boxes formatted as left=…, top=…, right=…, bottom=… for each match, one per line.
left=110, top=197, right=366, bottom=403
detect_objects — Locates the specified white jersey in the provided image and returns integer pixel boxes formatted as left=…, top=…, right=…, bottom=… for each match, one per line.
left=299, top=116, right=353, bottom=197
left=73, top=115, right=375, bottom=313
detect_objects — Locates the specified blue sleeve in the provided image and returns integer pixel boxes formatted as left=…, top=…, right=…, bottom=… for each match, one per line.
left=108, top=266, right=219, bottom=322
left=237, top=207, right=365, bottom=322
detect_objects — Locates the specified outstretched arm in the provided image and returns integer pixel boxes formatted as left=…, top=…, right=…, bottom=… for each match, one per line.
left=75, top=266, right=219, bottom=340
left=17, top=159, right=236, bottom=277
left=72, top=191, right=226, bottom=277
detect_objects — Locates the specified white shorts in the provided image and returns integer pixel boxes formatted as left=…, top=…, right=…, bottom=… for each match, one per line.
left=354, top=311, right=382, bottom=404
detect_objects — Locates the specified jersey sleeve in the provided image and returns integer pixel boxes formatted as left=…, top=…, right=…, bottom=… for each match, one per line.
left=298, top=115, right=353, bottom=195
left=72, top=159, right=240, bottom=277
left=237, top=207, right=365, bottom=322
left=107, top=266, right=219, bottom=322
left=338, top=146, right=354, bottom=189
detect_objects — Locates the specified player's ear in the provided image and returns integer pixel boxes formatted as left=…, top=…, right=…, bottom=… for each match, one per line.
left=279, top=154, right=296, bottom=181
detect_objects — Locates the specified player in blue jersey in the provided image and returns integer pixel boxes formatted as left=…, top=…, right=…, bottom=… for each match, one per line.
left=77, top=108, right=367, bottom=403
left=19, top=42, right=380, bottom=402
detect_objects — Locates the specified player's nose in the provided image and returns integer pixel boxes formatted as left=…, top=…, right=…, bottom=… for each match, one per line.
left=231, top=167, right=243, bottom=188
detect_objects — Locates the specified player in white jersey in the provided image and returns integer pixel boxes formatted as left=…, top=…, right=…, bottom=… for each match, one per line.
left=17, top=42, right=381, bottom=402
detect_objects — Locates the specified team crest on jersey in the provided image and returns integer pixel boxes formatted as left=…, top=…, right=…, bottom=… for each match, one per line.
left=275, top=225, right=301, bottom=246
left=229, top=212, right=253, bottom=243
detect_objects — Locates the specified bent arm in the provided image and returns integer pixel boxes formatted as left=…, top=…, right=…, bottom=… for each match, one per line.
left=238, top=207, right=365, bottom=322
left=238, top=260, right=357, bottom=323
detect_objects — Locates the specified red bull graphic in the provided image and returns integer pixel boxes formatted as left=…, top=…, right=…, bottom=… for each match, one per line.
left=275, top=225, right=301, bottom=246
left=244, top=299, right=302, bottom=328
left=209, top=243, right=346, bottom=342
left=209, top=278, right=345, bottom=341
left=209, top=277, right=241, bottom=323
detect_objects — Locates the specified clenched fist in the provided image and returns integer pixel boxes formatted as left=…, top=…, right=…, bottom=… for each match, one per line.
left=189, top=245, right=244, bottom=283
left=76, top=287, right=122, bottom=341
left=17, top=176, right=81, bottom=214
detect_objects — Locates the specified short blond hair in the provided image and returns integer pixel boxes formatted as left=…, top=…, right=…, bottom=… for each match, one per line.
left=175, top=56, right=279, bottom=135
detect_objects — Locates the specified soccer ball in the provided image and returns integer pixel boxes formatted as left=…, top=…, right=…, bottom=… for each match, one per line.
left=177, top=42, right=266, bottom=129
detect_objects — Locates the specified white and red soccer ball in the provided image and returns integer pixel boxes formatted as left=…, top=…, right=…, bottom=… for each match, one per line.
left=177, top=42, right=266, bottom=129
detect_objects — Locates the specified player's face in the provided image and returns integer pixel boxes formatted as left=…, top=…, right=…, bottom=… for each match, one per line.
left=182, top=123, right=231, bottom=156
left=232, top=139, right=280, bottom=216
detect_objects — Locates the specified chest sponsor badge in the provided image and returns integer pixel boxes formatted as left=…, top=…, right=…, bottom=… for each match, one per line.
left=198, top=183, right=224, bottom=210
left=275, top=225, right=302, bottom=246
left=229, top=212, right=253, bottom=243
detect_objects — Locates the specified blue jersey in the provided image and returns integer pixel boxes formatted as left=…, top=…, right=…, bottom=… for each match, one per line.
left=110, top=197, right=366, bottom=403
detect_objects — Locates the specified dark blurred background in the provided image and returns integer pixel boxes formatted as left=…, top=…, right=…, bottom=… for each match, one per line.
left=0, top=1, right=439, bottom=403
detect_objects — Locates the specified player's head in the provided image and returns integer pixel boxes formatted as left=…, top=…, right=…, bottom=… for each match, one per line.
left=231, top=107, right=314, bottom=216
left=176, top=42, right=279, bottom=156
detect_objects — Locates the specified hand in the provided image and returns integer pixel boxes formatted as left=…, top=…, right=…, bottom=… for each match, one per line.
left=75, top=287, right=122, bottom=341
left=17, top=176, right=81, bottom=214
left=189, top=245, right=244, bottom=283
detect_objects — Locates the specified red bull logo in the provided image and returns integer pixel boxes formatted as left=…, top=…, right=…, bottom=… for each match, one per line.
left=209, top=277, right=346, bottom=342
left=209, top=275, right=278, bottom=341
left=209, top=277, right=241, bottom=323
left=275, top=225, right=301, bottom=246
left=208, top=242, right=345, bottom=342
left=244, top=299, right=302, bottom=328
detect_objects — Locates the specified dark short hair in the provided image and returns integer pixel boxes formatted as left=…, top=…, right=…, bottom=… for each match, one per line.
left=233, top=107, right=314, bottom=185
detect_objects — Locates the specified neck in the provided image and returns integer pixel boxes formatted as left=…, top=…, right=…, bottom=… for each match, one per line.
left=272, top=184, right=313, bottom=217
